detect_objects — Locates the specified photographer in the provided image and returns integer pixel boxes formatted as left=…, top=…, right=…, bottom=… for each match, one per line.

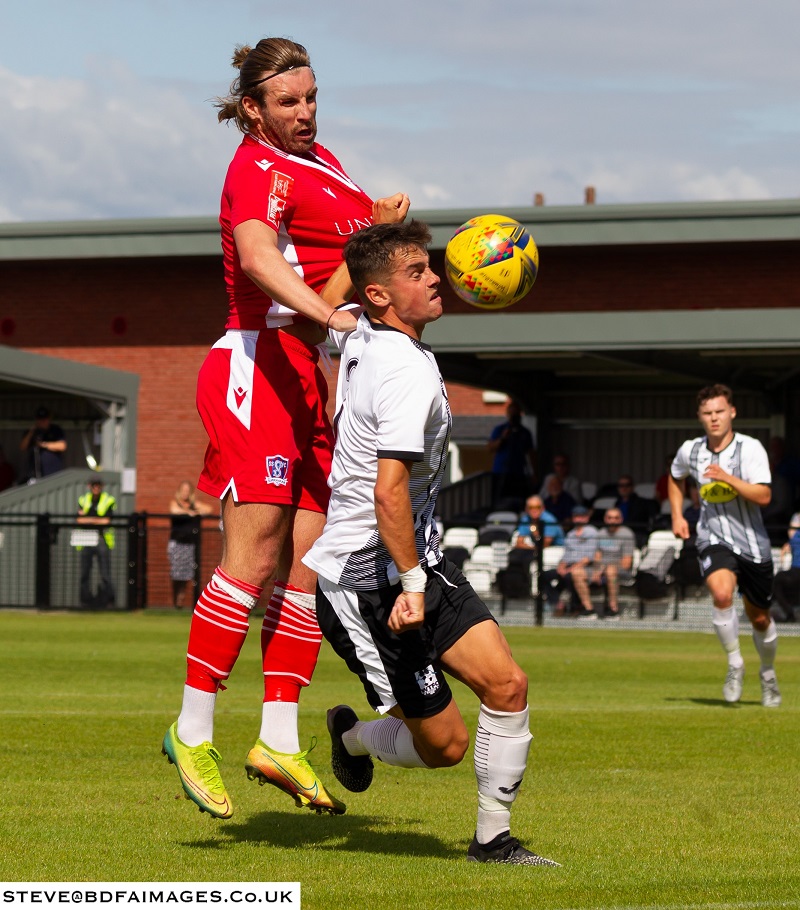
left=486, top=399, right=536, bottom=507
left=20, top=407, right=67, bottom=480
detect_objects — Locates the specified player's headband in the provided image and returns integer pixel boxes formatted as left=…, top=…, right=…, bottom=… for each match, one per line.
left=248, top=64, right=314, bottom=90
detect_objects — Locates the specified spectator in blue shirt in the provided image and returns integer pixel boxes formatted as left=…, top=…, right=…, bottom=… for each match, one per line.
left=514, top=495, right=565, bottom=550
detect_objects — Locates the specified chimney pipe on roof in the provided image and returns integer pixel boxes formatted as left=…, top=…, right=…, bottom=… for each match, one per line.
left=533, top=193, right=545, bottom=206
left=584, top=185, right=596, bottom=205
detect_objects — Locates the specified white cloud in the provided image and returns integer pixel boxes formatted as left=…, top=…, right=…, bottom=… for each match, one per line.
left=0, top=64, right=232, bottom=221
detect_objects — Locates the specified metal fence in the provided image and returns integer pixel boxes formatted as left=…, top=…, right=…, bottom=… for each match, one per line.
left=0, top=513, right=222, bottom=610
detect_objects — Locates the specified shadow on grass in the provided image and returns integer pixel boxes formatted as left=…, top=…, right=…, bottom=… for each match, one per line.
left=183, top=810, right=461, bottom=859
left=664, top=696, right=761, bottom=707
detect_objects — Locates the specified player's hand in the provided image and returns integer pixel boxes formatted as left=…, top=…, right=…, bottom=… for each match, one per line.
left=703, top=463, right=731, bottom=483
left=373, top=193, right=410, bottom=225
left=388, top=591, right=425, bottom=632
left=672, top=515, right=691, bottom=540
left=326, top=308, right=359, bottom=334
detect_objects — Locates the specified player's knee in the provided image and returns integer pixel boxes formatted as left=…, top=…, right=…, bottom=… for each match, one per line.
left=710, top=590, right=733, bottom=610
left=485, top=663, right=528, bottom=712
left=750, top=611, right=771, bottom=632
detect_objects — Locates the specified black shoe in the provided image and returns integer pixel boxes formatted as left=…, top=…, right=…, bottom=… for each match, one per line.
left=326, top=705, right=373, bottom=793
left=575, top=608, right=598, bottom=621
left=467, top=831, right=560, bottom=866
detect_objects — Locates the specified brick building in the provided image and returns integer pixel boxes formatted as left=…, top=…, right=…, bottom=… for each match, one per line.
left=2, top=199, right=800, bottom=514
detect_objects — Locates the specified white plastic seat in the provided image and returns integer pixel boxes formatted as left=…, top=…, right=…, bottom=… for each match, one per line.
left=581, top=481, right=597, bottom=502
left=542, top=545, right=564, bottom=571
left=490, top=540, right=511, bottom=571
left=592, top=496, right=617, bottom=511
left=634, top=482, right=656, bottom=500
left=772, top=546, right=791, bottom=572
left=465, top=545, right=496, bottom=568
left=442, top=526, right=479, bottom=552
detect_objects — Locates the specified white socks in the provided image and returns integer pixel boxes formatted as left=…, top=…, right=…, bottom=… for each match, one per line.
left=714, top=606, right=779, bottom=673
left=753, top=619, right=778, bottom=672
left=474, top=705, right=532, bottom=844
left=346, top=716, right=428, bottom=768
left=177, top=685, right=217, bottom=746
left=712, top=606, right=743, bottom=668
left=259, top=700, right=300, bottom=754
left=341, top=704, right=533, bottom=847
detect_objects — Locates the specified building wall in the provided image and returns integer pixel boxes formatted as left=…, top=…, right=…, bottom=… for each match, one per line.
left=4, top=239, right=796, bottom=511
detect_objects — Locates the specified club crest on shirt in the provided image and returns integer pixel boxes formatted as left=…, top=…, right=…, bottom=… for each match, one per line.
left=265, top=455, right=289, bottom=487
left=268, top=171, right=294, bottom=222
left=415, top=664, right=440, bottom=697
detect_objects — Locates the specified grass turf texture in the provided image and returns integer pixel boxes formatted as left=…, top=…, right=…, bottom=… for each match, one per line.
left=1, top=611, right=799, bottom=910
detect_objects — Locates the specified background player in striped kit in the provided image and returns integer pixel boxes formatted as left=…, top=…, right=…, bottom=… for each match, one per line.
left=305, top=221, right=559, bottom=866
left=669, top=384, right=781, bottom=707
left=162, top=36, right=409, bottom=819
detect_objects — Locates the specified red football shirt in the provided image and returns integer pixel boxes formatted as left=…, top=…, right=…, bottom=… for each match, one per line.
left=220, top=134, right=374, bottom=330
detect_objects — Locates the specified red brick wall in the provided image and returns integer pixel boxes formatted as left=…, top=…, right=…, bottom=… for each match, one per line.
left=430, top=241, right=800, bottom=314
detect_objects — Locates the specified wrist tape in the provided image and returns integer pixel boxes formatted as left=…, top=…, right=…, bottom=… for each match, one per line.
left=398, top=565, right=427, bottom=593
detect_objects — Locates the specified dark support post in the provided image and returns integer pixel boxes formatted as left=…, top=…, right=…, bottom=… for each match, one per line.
left=126, top=512, right=147, bottom=610
left=534, top=534, right=544, bottom=626
left=35, top=513, right=52, bottom=608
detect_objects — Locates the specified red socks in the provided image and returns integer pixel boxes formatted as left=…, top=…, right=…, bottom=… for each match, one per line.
left=260, top=580, right=322, bottom=702
left=185, top=567, right=262, bottom=692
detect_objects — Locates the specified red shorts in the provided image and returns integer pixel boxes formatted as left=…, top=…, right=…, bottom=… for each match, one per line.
left=196, top=329, right=334, bottom=512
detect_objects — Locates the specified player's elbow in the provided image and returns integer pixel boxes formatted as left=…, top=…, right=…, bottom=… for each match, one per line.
left=374, top=483, right=405, bottom=517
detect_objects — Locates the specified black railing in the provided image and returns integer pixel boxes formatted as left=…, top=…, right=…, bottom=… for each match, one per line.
left=0, top=513, right=222, bottom=610
left=436, top=471, right=494, bottom=527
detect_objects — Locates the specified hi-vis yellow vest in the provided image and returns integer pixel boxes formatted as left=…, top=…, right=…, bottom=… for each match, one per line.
left=78, top=491, right=116, bottom=549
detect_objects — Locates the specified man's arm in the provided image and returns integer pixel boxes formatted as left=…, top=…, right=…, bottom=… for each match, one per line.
left=41, top=437, right=66, bottom=454
left=374, top=456, right=426, bottom=632
left=668, top=473, right=690, bottom=539
left=319, top=194, right=411, bottom=311
left=237, top=193, right=411, bottom=328
left=234, top=221, right=357, bottom=333
left=702, top=463, right=772, bottom=507
left=486, top=425, right=507, bottom=455
left=77, top=510, right=111, bottom=526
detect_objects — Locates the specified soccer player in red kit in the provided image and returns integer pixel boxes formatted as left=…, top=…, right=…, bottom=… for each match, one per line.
left=162, top=36, right=409, bottom=818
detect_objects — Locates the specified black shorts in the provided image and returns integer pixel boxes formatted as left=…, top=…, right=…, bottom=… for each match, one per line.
left=698, top=545, right=773, bottom=610
left=316, top=556, right=495, bottom=719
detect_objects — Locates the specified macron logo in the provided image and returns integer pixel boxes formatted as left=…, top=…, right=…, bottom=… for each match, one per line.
left=233, top=386, right=248, bottom=408
left=323, top=186, right=337, bottom=198
left=255, top=159, right=273, bottom=172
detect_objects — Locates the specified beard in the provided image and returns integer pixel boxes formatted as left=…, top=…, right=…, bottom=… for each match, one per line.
left=260, top=111, right=317, bottom=155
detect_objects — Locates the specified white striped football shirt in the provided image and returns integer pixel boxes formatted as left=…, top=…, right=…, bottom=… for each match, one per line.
left=671, top=433, right=772, bottom=563
left=304, top=320, right=450, bottom=589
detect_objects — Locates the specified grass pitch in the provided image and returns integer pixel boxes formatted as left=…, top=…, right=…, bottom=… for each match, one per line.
left=1, top=611, right=799, bottom=910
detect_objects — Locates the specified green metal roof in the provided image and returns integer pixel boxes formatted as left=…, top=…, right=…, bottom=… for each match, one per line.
left=1, top=199, right=799, bottom=261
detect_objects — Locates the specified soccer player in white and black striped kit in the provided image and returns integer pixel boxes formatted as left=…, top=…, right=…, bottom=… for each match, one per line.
left=303, top=221, right=559, bottom=866
left=668, top=384, right=781, bottom=707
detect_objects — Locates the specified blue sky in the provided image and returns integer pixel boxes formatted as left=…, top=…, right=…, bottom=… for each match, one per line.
left=1, top=0, right=798, bottom=221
